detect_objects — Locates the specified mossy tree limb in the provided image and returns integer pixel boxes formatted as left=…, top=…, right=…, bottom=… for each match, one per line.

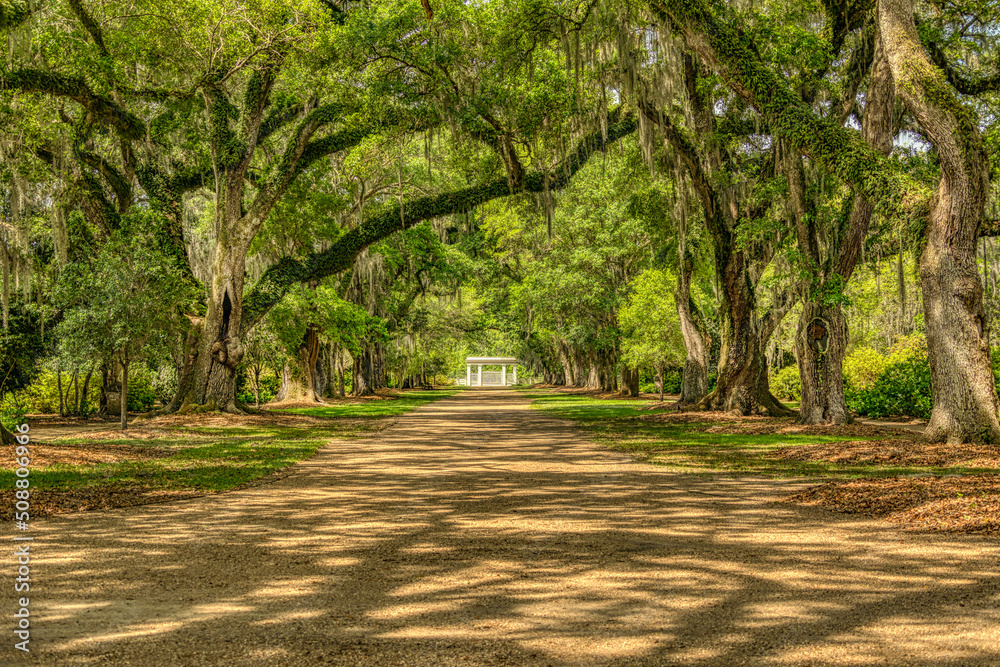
left=240, top=112, right=639, bottom=335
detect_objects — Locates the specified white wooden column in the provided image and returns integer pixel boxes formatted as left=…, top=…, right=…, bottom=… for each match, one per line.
left=501, top=364, right=507, bottom=386
left=466, top=364, right=471, bottom=386
left=513, top=365, right=517, bottom=385
left=477, top=364, right=482, bottom=386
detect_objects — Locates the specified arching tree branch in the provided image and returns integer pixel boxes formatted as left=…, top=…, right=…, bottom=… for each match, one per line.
left=240, top=112, right=638, bottom=333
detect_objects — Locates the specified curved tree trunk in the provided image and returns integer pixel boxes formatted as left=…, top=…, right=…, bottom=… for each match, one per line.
left=793, top=37, right=895, bottom=425
left=353, top=344, right=385, bottom=396
left=878, top=0, right=1000, bottom=443
left=676, top=257, right=710, bottom=404
left=275, top=326, right=322, bottom=403
left=698, top=245, right=792, bottom=416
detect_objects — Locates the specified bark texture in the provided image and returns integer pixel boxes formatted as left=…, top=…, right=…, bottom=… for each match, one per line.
left=795, top=304, right=849, bottom=425
left=878, top=0, right=1000, bottom=443
left=353, top=344, right=386, bottom=396
left=676, top=256, right=710, bottom=404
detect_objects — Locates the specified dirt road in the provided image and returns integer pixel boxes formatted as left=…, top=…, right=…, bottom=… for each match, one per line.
left=4, top=390, right=998, bottom=666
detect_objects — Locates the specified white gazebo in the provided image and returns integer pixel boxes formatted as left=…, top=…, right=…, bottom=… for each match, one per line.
left=462, top=356, right=518, bottom=387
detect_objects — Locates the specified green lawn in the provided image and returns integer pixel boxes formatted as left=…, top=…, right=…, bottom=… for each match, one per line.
left=281, top=388, right=456, bottom=419
left=5, top=390, right=455, bottom=498
left=527, top=391, right=995, bottom=479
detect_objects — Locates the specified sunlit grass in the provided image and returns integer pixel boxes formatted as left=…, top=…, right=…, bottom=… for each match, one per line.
left=2, top=390, right=453, bottom=495
left=528, top=391, right=995, bottom=479
left=281, top=389, right=457, bottom=419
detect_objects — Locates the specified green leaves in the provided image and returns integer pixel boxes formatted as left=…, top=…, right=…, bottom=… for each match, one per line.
left=54, top=210, right=196, bottom=368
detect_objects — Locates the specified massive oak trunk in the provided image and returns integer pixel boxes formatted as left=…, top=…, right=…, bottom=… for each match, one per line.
left=182, top=239, right=249, bottom=412
left=638, top=68, right=790, bottom=416
left=620, top=366, right=640, bottom=397
left=795, top=303, right=850, bottom=424
left=557, top=340, right=574, bottom=386
left=585, top=351, right=617, bottom=392
left=697, top=231, right=791, bottom=416
left=274, top=326, right=322, bottom=403
left=879, top=0, right=1000, bottom=443
left=353, top=344, right=386, bottom=396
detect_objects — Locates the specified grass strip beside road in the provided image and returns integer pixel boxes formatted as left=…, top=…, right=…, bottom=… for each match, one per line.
left=0, top=389, right=455, bottom=517
left=526, top=391, right=999, bottom=479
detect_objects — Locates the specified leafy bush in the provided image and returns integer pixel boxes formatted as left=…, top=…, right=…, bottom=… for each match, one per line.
left=885, top=333, right=927, bottom=366
left=663, top=368, right=683, bottom=394
left=843, top=347, right=887, bottom=391
left=126, top=367, right=158, bottom=411
left=846, top=335, right=932, bottom=419
left=0, top=394, right=26, bottom=432
left=237, top=371, right=280, bottom=405
left=152, top=365, right=178, bottom=403
left=19, top=369, right=101, bottom=414
left=770, top=365, right=801, bottom=401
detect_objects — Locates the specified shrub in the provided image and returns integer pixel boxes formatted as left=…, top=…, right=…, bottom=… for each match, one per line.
left=770, top=365, right=801, bottom=401
left=126, top=367, right=158, bottom=411
left=846, top=335, right=932, bottom=419
left=663, top=368, right=683, bottom=394
left=237, top=371, right=280, bottom=405
left=885, top=333, right=927, bottom=366
left=19, top=369, right=101, bottom=415
left=843, top=347, right=887, bottom=392
left=151, top=365, right=178, bottom=403
left=0, top=394, right=26, bottom=432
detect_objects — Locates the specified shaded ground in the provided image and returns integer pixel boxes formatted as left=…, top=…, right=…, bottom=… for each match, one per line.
left=789, top=475, right=1000, bottom=535
left=3, top=389, right=999, bottom=666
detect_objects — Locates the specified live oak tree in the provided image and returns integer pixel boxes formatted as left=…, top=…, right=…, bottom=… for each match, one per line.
left=648, top=0, right=1000, bottom=442
left=617, top=24, right=798, bottom=415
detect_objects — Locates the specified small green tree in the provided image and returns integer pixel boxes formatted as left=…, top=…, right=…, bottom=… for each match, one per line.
left=619, top=269, right=685, bottom=402
left=56, top=214, right=192, bottom=430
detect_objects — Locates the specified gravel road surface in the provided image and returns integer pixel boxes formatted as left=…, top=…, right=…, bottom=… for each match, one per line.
left=4, top=389, right=998, bottom=666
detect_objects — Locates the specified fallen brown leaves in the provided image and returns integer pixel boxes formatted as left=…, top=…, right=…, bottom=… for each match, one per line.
left=787, top=475, right=1000, bottom=536
left=638, top=411, right=780, bottom=425
left=707, top=422, right=902, bottom=437
left=777, top=439, right=1000, bottom=467
left=1, top=487, right=208, bottom=519
left=0, top=442, right=174, bottom=467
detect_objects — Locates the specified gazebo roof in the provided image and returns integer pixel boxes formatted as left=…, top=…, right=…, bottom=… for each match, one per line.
left=465, top=356, right=518, bottom=364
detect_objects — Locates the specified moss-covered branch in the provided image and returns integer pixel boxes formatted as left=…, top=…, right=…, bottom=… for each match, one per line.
left=648, top=0, right=930, bottom=219
left=0, top=69, right=145, bottom=140
left=924, top=35, right=1000, bottom=96
left=239, top=112, right=638, bottom=334
left=0, top=0, right=31, bottom=30
left=67, top=0, right=109, bottom=58
left=75, top=148, right=131, bottom=212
